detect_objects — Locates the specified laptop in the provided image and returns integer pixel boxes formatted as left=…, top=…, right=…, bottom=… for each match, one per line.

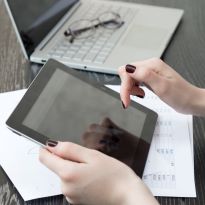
left=4, top=0, right=183, bottom=74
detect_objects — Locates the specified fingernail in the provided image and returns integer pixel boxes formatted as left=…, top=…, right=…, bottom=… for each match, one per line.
left=136, top=94, right=144, bottom=98
left=46, top=139, right=58, bottom=147
left=121, top=101, right=126, bottom=109
left=125, top=64, right=136, bottom=73
left=136, top=89, right=145, bottom=98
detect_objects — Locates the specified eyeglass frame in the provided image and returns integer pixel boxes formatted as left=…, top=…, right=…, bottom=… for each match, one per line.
left=64, top=11, right=125, bottom=43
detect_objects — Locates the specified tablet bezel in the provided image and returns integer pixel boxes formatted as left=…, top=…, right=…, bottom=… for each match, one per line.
left=6, top=59, right=158, bottom=148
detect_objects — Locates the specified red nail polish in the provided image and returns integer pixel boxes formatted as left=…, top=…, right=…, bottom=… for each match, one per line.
left=121, top=101, right=126, bottom=109
left=46, top=140, right=58, bottom=147
left=136, top=94, right=144, bottom=98
left=125, top=64, right=136, bottom=73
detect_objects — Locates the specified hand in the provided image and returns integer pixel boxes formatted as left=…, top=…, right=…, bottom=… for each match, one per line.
left=39, top=141, right=159, bottom=205
left=118, top=58, right=205, bottom=116
left=82, top=117, right=150, bottom=176
left=81, top=117, right=140, bottom=166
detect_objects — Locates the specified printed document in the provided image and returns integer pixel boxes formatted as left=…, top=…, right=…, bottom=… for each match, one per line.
left=106, top=85, right=196, bottom=197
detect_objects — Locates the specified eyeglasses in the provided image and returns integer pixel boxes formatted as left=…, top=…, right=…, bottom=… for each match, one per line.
left=64, top=12, right=124, bottom=43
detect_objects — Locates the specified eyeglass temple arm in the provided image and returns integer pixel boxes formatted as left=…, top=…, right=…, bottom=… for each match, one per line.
left=64, top=19, right=124, bottom=37
left=64, top=25, right=93, bottom=37
left=97, top=19, right=124, bottom=27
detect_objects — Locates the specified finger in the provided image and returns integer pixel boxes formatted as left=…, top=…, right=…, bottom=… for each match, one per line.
left=46, top=141, right=92, bottom=163
left=83, top=130, right=112, bottom=141
left=127, top=66, right=164, bottom=93
left=100, top=117, right=115, bottom=127
left=87, top=123, right=105, bottom=133
left=86, top=124, right=110, bottom=140
left=118, top=66, right=136, bottom=108
left=66, top=196, right=73, bottom=204
left=130, top=86, right=145, bottom=98
left=100, top=118, right=121, bottom=135
left=39, top=147, right=77, bottom=177
left=82, top=131, right=108, bottom=150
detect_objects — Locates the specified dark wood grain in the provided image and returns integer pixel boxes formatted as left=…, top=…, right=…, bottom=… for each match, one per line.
left=0, top=0, right=205, bottom=204
left=0, top=0, right=31, bottom=93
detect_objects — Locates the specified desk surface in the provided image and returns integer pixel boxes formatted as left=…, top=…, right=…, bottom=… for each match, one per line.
left=0, top=0, right=205, bottom=204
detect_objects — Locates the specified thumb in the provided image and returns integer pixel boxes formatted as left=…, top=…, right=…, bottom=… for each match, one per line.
left=46, top=140, right=92, bottom=163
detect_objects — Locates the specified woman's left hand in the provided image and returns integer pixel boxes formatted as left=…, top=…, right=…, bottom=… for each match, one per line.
left=39, top=141, right=159, bottom=205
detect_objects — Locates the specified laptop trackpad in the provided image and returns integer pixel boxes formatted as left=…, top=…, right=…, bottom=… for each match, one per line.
left=122, top=25, right=169, bottom=50
left=105, top=25, right=169, bottom=66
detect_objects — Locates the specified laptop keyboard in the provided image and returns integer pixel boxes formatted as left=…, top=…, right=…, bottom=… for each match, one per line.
left=47, top=3, right=137, bottom=64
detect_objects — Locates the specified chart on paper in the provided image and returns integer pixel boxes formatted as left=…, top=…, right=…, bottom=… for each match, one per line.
left=143, top=117, right=176, bottom=190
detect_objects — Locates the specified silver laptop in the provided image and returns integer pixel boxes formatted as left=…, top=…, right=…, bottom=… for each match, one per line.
left=4, top=0, right=183, bottom=74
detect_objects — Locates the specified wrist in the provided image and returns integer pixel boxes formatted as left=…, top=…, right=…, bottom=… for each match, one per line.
left=189, top=87, right=205, bottom=116
left=119, top=175, right=159, bottom=205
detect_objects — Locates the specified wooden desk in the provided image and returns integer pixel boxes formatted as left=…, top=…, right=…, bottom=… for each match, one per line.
left=0, top=0, right=205, bottom=204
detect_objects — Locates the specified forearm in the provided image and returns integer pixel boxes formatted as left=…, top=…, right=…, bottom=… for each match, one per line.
left=190, top=87, right=205, bottom=116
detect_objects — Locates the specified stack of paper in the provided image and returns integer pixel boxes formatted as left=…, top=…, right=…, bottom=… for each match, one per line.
left=0, top=87, right=196, bottom=201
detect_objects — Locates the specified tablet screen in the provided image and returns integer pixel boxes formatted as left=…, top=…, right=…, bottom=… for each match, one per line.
left=23, top=69, right=146, bottom=142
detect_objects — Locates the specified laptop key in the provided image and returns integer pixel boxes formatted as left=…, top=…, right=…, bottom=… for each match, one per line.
left=84, top=42, right=94, bottom=47
left=52, top=54, right=61, bottom=58
left=98, top=52, right=108, bottom=59
left=104, top=42, right=115, bottom=49
left=62, top=56, right=71, bottom=60
left=101, top=47, right=111, bottom=53
left=92, top=45, right=101, bottom=52
left=58, top=46, right=69, bottom=51
left=84, top=52, right=97, bottom=62
left=95, top=41, right=105, bottom=47
left=94, top=57, right=106, bottom=64
left=55, top=50, right=65, bottom=55
left=81, top=46, right=90, bottom=51
left=73, top=52, right=86, bottom=61
left=69, top=45, right=80, bottom=51
left=63, top=51, right=75, bottom=58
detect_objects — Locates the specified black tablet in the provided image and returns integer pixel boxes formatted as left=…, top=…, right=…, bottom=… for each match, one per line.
left=6, top=59, right=158, bottom=177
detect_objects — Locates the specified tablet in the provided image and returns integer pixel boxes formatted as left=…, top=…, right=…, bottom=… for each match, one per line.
left=6, top=59, right=158, bottom=177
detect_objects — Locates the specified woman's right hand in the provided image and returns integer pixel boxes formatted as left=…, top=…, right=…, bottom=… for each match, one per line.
left=118, top=58, right=205, bottom=116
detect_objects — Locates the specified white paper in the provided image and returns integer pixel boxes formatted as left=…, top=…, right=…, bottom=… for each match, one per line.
left=106, top=85, right=196, bottom=197
left=0, top=87, right=196, bottom=200
left=0, top=90, right=61, bottom=201
left=143, top=114, right=195, bottom=197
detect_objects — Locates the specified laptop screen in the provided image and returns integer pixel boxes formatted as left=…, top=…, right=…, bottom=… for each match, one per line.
left=7, top=0, right=79, bottom=56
